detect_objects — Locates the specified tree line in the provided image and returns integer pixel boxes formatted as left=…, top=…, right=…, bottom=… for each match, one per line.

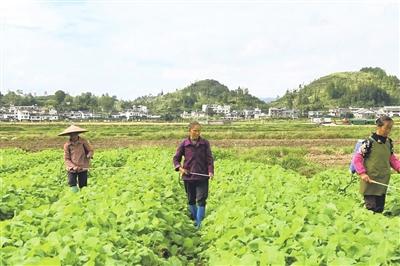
left=0, top=90, right=134, bottom=113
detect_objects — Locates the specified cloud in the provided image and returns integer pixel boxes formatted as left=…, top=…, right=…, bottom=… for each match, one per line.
left=1, top=1, right=398, bottom=99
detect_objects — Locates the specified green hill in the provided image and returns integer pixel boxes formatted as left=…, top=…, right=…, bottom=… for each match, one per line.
left=270, top=67, right=400, bottom=111
left=133, top=79, right=268, bottom=117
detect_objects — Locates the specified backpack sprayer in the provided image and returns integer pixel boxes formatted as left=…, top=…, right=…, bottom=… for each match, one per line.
left=341, top=139, right=400, bottom=193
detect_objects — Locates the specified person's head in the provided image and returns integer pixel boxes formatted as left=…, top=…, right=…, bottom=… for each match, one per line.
left=69, top=132, right=79, bottom=141
left=188, top=121, right=201, bottom=140
left=376, top=116, right=394, bottom=137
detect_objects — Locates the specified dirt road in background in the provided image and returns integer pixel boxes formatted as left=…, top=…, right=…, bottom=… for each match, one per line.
left=1, top=138, right=357, bottom=167
left=0, top=138, right=355, bottom=151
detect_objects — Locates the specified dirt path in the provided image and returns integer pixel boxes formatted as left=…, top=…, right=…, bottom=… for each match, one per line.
left=0, top=138, right=356, bottom=151
left=0, top=138, right=363, bottom=167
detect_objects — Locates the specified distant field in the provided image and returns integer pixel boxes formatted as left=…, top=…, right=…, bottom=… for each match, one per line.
left=1, top=120, right=399, bottom=141
left=1, top=120, right=399, bottom=171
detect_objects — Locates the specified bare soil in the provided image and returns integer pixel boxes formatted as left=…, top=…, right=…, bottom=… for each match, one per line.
left=0, top=138, right=358, bottom=167
left=0, top=138, right=356, bottom=151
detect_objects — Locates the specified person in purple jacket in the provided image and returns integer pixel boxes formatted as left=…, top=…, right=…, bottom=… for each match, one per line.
left=173, top=121, right=214, bottom=229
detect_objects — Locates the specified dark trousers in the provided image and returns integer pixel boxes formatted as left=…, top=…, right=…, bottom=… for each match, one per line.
left=184, top=179, right=209, bottom=207
left=68, top=171, right=88, bottom=188
left=364, top=195, right=386, bottom=213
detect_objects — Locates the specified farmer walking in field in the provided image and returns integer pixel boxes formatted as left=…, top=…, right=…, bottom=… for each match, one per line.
left=352, top=116, right=400, bottom=213
left=173, top=121, right=214, bottom=229
left=59, top=125, right=94, bottom=192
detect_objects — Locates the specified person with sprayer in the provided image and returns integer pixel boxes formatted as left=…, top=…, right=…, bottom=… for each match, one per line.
left=173, top=121, right=214, bottom=229
left=352, top=116, right=400, bottom=213
left=58, top=125, right=94, bottom=192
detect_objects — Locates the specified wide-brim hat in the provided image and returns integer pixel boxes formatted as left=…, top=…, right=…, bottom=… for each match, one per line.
left=58, top=125, right=88, bottom=136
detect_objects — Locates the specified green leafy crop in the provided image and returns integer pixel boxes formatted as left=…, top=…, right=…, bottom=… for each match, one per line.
left=1, top=148, right=399, bottom=265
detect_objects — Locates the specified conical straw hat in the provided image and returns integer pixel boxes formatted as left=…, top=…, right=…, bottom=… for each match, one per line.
left=58, top=125, right=88, bottom=136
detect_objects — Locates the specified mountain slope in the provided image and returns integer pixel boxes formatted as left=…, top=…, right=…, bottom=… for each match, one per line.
left=270, top=67, right=400, bottom=110
left=133, top=79, right=268, bottom=115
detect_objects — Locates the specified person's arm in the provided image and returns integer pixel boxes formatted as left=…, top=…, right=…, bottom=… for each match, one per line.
left=64, top=143, right=77, bottom=171
left=206, top=141, right=214, bottom=178
left=173, top=142, right=187, bottom=175
left=353, top=142, right=372, bottom=183
left=83, top=139, right=94, bottom=159
left=389, top=139, right=400, bottom=172
left=353, top=153, right=366, bottom=174
left=390, top=154, right=400, bottom=172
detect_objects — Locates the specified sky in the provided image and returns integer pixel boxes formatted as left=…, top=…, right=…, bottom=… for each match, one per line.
left=1, top=0, right=399, bottom=100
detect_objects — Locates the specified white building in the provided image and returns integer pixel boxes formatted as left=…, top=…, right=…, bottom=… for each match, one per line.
left=382, top=106, right=400, bottom=117
left=48, top=115, right=59, bottom=121
left=65, top=111, right=93, bottom=120
left=111, top=113, right=122, bottom=119
left=49, top=109, right=58, bottom=115
left=308, top=110, right=325, bottom=118
left=202, top=104, right=231, bottom=115
left=243, top=109, right=255, bottom=119
left=283, top=109, right=299, bottom=119
left=269, top=108, right=299, bottom=118
left=147, top=115, right=161, bottom=119
left=311, top=117, right=333, bottom=124
left=124, top=105, right=149, bottom=120
left=65, top=111, right=79, bottom=119
left=353, top=109, right=376, bottom=119
left=349, top=107, right=363, bottom=113
left=328, top=108, right=351, bottom=118
left=17, top=110, right=30, bottom=121
left=224, top=111, right=240, bottom=120
left=215, top=105, right=231, bottom=115
left=268, top=108, right=285, bottom=118
left=1, top=113, right=17, bottom=120
left=254, top=112, right=268, bottom=119
left=180, top=111, right=206, bottom=119
left=30, top=114, right=58, bottom=121
left=125, top=110, right=145, bottom=120
left=9, top=105, right=38, bottom=113
left=131, top=105, right=148, bottom=114
left=2, top=105, right=59, bottom=121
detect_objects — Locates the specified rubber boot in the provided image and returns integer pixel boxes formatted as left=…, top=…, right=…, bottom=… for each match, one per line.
left=189, top=205, right=197, bottom=221
left=196, top=206, right=205, bottom=229
left=70, top=186, right=79, bottom=193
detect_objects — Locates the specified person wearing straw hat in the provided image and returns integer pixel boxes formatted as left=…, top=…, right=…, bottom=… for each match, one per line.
left=352, top=116, right=400, bottom=213
left=173, top=121, right=214, bottom=229
left=59, top=125, right=94, bottom=192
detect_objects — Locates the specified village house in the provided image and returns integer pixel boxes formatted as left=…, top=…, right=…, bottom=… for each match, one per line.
left=307, top=110, right=325, bottom=118
left=180, top=111, right=206, bottom=119
left=268, top=108, right=299, bottom=118
left=202, top=104, right=231, bottom=115
left=327, top=108, right=351, bottom=118
left=353, top=108, right=377, bottom=119
left=1, top=105, right=59, bottom=121
left=381, top=106, right=400, bottom=117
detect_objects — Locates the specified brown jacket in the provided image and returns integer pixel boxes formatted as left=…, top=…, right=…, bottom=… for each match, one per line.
left=64, top=137, right=94, bottom=172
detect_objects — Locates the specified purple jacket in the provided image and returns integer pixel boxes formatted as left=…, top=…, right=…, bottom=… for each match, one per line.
left=173, top=137, right=214, bottom=181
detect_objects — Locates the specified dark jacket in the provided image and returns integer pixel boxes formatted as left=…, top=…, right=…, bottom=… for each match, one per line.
left=173, top=137, right=214, bottom=181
